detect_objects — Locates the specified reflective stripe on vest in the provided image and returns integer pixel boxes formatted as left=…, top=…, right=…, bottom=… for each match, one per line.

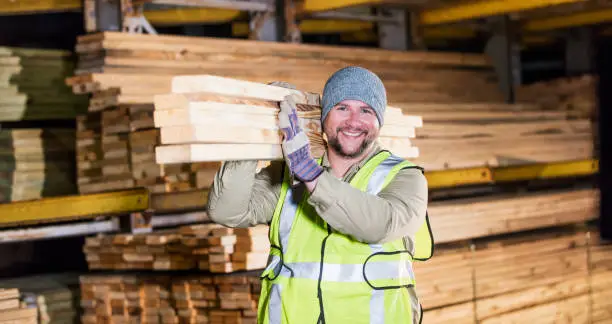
left=265, top=152, right=416, bottom=323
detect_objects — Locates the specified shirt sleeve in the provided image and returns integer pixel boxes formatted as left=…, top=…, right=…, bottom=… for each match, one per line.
left=207, top=160, right=284, bottom=228
left=306, top=167, right=428, bottom=244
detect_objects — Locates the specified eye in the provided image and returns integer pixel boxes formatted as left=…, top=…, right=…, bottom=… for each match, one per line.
left=335, top=105, right=347, bottom=111
left=361, top=107, right=373, bottom=114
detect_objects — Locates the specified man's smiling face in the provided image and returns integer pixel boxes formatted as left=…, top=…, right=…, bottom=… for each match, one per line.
left=323, top=99, right=380, bottom=159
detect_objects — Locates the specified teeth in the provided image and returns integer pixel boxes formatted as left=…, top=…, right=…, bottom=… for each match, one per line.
left=341, top=131, right=362, bottom=137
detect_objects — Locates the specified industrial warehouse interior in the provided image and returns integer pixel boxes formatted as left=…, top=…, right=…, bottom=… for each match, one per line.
left=0, top=0, right=610, bottom=323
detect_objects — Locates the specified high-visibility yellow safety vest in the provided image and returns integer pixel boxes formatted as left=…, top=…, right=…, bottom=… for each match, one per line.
left=257, top=150, right=434, bottom=324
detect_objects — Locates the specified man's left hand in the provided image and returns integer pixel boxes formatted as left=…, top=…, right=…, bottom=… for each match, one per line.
left=278, top=94, right=323, bottom=183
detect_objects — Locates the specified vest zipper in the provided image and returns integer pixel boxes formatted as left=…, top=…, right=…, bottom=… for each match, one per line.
left=317, top=225, right=333, bottom=324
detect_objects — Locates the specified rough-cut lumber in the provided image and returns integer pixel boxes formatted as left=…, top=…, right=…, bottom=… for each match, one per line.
left=70, top=31, right=505, bottom=104
left=67, top=31, right=595, bottom=171
left=79, top=273, right=260, bottom=324
left=70, top=78, right=223, bottom=195
left=397, top=100, right=595, bottom=169
left=0, top=288, right=38, bottom=324
left=428, top=188, right=598, bottom=243
left=0, top=47, right=87, bottom=121
left=0, top=128, right=77, bottom=203
left=153, top=75, right=422, bottom=164
left=0, top=273, right=80, bottom=324
left=83, top=223, right=269, bottom=272
left=415, top=227, right=609, bottom=323
left=516, top=74, right=597, bottom=119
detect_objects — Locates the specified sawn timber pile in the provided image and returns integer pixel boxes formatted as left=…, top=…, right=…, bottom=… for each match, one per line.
left=153, top=75, right=421, bottom=164
left=67, top=32, right=594, bottom=172
left=0, top=128, right=77, bottom=203
left=403, top=101, right=594, bottom=170
left=66, top=74, right=221, bottom=195
left=79, top=273, right=261, bottom=324
left=0, top=47, right=87, bottom=121
left=73, top=31, right=503, bottom=104
left=83, top=223, right=269, bottom=273
left=0, top=288, right=38, bottom=324
left=416, top=226, right=609, bottom=323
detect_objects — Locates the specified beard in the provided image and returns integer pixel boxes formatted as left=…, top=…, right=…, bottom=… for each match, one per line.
left=326, top=126, right=377, bottom=159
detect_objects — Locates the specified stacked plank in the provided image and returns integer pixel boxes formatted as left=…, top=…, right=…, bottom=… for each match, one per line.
left=72, top=31, right=504, bottom=104
left=428, top=188, right=598, bottom=244
left=589, top=233, right=612, bottom=322
left=79, top=273, right=260, bottom=324
left=0, top=273, right=81, bottom=324
left=67, top=32, right=595, bottom=171
left=416, top=227, right=606, bottom=323
left=153, top=75, right=421, bottom=164
left=403, top=101, right=595, bottom=170
left=0, top=47, right=87, bottom=121
left=83, top=223, right=269, bottom=273
left=516, top=74, right=597, bottom=118
left=0, top=288, right=37, bottom=324
left=0, top=128, right=77, bottom=203
left=70, top=74, right=221, bottom=194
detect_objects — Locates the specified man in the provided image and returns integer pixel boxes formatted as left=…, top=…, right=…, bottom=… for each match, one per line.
left=207, top=66, right=433, bottom=324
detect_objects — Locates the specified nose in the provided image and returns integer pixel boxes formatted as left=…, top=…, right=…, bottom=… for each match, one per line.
left=346, top=110, right=363, bottom=126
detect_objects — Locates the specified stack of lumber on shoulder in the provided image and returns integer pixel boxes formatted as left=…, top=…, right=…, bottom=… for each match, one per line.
left=72, top=31, right=503, bottom=104
left=79, top=273, right=260, bottom=324
left=83, top=223, right=269, bottom=273
left=0, top=273, right=80, bottom=324
left=153, top=75, right=421, bottom=164
left=0, top=128, right=77, bottom=203
left=516, top=74, right=597, bottom=119
left=403, top=101, right=595, bottom=170
left=416, top=226, right=611, bottom=323
left=0, top=47, right=87, bottom=121
left=0, top=288, right=37, bottom=324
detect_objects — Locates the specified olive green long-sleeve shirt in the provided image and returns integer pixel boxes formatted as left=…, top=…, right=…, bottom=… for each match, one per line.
left=207, top=143, right=428, bottom=248
left=206, top=143, right=429, bottom=323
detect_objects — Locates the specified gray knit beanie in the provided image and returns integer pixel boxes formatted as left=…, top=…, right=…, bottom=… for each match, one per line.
left=321, top=66, right=387, bottom=126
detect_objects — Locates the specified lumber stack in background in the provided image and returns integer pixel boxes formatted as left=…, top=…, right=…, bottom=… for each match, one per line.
left=0, top=47, right=87, bottom=121
left=415, top=226, right=609, bottom=323
left=0, top=129, right=77, bottom=203
left=0, top=273, right=81, bottom=324
left=68, top=74, right=221, bottom=195
left=72, top=31, right=503, bottom=104
left=0, top=288, right=38, bottom=324
left=516, top=74, right=597, bottom=119
left=82, top=223, right=269, bottom=273
left=428, top=188, right=598, bottom=244
left=153, top=75, right=421, bottom=164
left=403, top=102, right=594, bottom=170
left=67, top=32, right=595, bottom=171
left=79, top=273, right=260, bottom=324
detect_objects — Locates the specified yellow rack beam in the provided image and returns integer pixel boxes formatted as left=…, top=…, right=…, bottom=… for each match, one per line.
left=144, top=8, right=241, bottom=25
left=493, top=159, right=599, bottom=182
left=523, top=8, right=612, bottom=31
left=0, top=188, right=149, bottom=227
left=419, top=0, right=586, bottom=26
left=426, top=167, right=493, bottom=189
left=0, top=0, right=80, bottom=15
left=426, top=159, right=598, bottom=189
